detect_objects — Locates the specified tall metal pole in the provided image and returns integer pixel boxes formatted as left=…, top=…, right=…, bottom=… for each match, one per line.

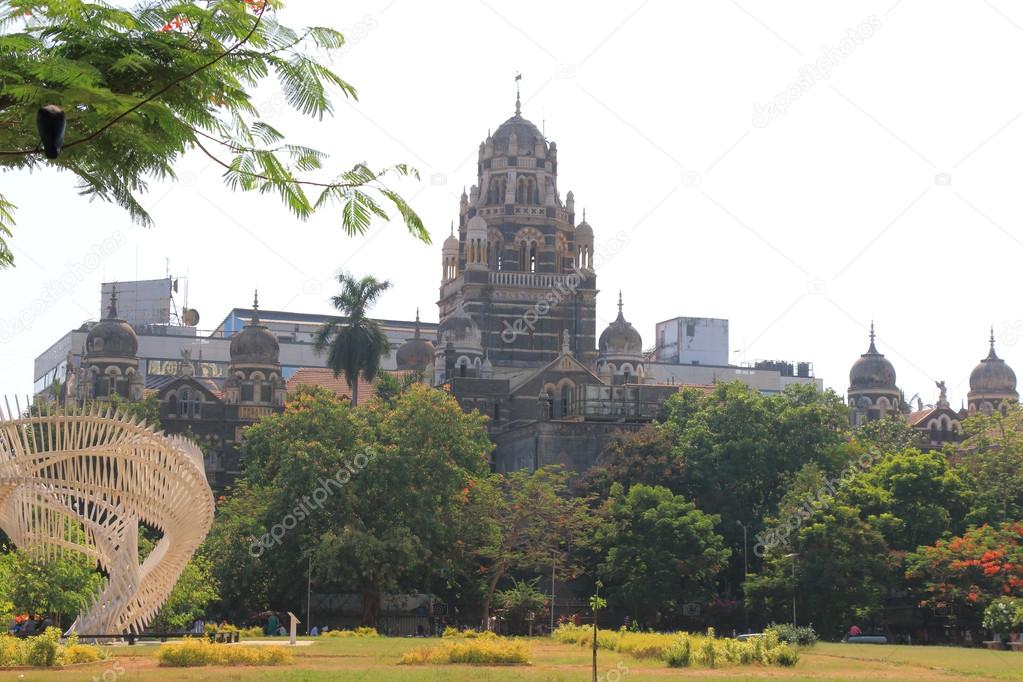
left=791, top=558, right=796, bottom=626
left=737, top=520, right=749, bottom=632
left=550, top=554, right=556, bottom=632
left=306, top=555, right=313, bottom=636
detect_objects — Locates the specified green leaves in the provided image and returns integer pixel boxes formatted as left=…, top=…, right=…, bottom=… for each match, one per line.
left=0, top=1, right=426, bottom=269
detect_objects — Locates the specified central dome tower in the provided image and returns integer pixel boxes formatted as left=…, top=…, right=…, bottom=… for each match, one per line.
left=436, top=90, right=598, bottom=373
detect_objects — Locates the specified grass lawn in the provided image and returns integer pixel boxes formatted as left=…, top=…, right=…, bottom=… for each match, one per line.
left=1, top=637, right=1021, bottom=681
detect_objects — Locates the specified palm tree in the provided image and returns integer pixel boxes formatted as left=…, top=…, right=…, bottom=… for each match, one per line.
left=314, top=273, right=392, bottom=406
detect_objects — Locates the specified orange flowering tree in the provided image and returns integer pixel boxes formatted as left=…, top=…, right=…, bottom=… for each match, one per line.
left=906, top=522, right=1023, bottom=628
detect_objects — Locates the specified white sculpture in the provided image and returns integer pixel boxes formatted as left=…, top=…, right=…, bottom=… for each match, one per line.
left=0, top=399, right=214, bottom=635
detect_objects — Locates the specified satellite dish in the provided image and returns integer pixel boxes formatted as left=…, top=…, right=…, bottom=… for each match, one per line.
left=182, top=308, right=200, bottom=326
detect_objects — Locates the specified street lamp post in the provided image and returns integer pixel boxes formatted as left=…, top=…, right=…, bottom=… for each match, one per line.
left=736, top=520, right=749, bottom=580
left=784, top=553, right=799, bottom=626
left=737, top=520, right=749, bottom=632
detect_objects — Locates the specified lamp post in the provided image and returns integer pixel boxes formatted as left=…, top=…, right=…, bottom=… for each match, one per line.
left=736, top=520, right=749, bottom=580
left=784, top=553, right=799, bottom=626
left=736, top=520, right=749, bottom=632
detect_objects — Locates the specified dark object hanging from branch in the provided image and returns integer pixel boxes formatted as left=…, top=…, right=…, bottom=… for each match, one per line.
left=36, top=105, right=66, bottom=159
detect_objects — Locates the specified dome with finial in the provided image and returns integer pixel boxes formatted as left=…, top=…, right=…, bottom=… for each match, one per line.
left=396, top=309, right=435, bottom=371
left=229, top=291, right=280, bottom=366
left=86, top=286, right=138, bottom=358
left=598, top=292, right=643, bottom=356
left=849, top=322, right=897, bottom=391
left=970, top=328, right=1017, bottom=394
left=436, top=296, right=482, bottom=350
left=576, top=208, right=592, bottom=237
left=443, top=222, right=459, bottom=253
left=490, top=86, right=544, bottom=156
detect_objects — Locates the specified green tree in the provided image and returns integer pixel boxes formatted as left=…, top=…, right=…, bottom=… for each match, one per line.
left=234, top=384, right=492, bottom=626
left=842, top=447, right=969, bottom=552
left=110, top=392, right=161, bottom=429
left=475, top=466, right=591, bottom=626
left=0, top=549, right=101, bottom=627
left=315, top=273, right=392, bottom=406
left=0, top=0, right=426, bottom=269
left=745, top=504, right=890, bottom=637
left=653, top=382, right=850, bottom=586
left=956, top=408, right=1023, bottom=526
left=595, top=483, right=729, bottom=626
left=495, top=578, right=547, bottom=634
left=854, top=415, right=921, bottom=453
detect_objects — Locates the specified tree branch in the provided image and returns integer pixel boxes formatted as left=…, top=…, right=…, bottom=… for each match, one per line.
left=0, top=2, right=267, bottom=157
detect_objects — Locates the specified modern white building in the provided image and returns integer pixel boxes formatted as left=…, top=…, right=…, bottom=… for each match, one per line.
left=654, top=316, right=729, bottom=366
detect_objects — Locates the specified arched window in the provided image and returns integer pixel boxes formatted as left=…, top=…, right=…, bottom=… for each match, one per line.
left=560, top=384, right=570, bottom=417
left=519, top=242, right=527, bottom=271
left=241, top=382, right=254, bottom=402
left=529, top=243, right=537, bottom=273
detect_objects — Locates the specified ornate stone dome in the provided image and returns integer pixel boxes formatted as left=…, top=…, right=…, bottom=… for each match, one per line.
left=86, top=290, right=138, bottom=358
left=491, top=114, right=543, bottom=155
left=598, top=293, right=643, bottom=356
left=575, top=217, right=593, bottom=238
left=437, top=296, right=481, bottom=350
left=970, top=331, right=1017, bottom=393
left=849, top=324, right=897, bottom=391
left=229, top=292, right=280, bottom=366
left=396, top=310, right=435, bottom=371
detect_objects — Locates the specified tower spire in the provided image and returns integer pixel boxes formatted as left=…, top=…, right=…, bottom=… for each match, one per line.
left=617, top=290, right=624, bottom=320
left=251, top=290, right=260, bottom=325
left=988, top=325, right=998, bottom=359
left=514, top=72, right=522, bottom=115
left=107, top=283, right=118, bottom=319
left=867, top=320, right=877, bottom=352
left=414, top=307, right=421, bottom=338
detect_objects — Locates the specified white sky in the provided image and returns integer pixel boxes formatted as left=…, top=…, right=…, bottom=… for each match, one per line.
left=3, top=0, right=1023, bottom=409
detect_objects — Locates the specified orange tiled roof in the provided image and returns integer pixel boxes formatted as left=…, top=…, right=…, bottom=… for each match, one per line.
left=286, top=367, right=378, bottom=402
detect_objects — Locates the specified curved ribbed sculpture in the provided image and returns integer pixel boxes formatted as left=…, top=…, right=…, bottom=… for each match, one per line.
left=0, top=400, right=214, bottom=635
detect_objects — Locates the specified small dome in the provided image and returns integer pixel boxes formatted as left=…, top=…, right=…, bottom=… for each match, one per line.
left=598, top=293, right=643, bottom=356
left=396, top=310, right=435, bottom=371
left=230, top=292, right=280, bottom=366
left=576, top=219, right=593, bottom=238
left=970, top=331, right=1017, bottom=393
left=437, top=297, right=481, bottom=349
left=849, top=324, right=897, bottom=391
left=86, top=293, right=138, bottom=359
left=443, top=223, right=459, bottom=253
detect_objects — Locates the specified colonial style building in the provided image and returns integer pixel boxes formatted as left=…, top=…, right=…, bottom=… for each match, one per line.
left=48, top=96, right=823, bottom=483
left=847, top=326, right=1017, bottom=449
left=67, top=291, right=288, bottom=488
left=418, top=97, right=819, bottom=472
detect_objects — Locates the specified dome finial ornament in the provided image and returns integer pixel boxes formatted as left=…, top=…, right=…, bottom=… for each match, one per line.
left=415, top=307, right=421, bottom=338
left=514, top=72, right=522, bottom=115
left=251, top=289, right=260, bottom=325
left=989, top=325, right=998, bottom=359
left=618, top=291, right=624, bottom=318
left=107, top=283, right=118, bottom=319
left=868, top=321, right=877, bottom=353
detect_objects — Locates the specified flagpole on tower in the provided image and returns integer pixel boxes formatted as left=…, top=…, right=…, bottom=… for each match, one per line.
left=515, top=72, right=522, bottom=115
